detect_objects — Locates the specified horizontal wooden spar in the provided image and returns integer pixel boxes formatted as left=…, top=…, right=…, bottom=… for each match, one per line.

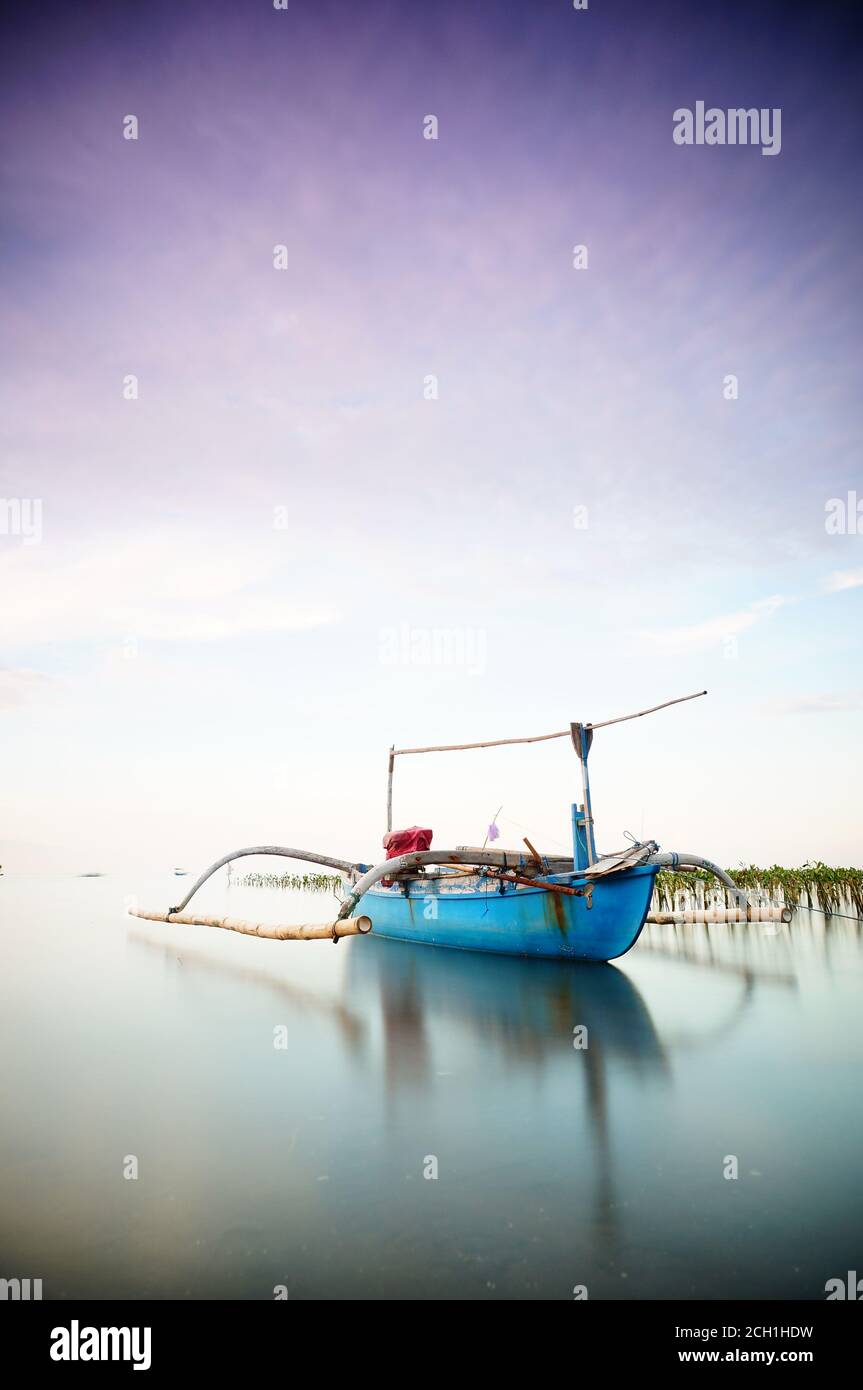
left=588, top=689, right=707, bottom=730
left=393, top=729, right=570, bottom=756
left=647, top=906, right=792, bottom=925
left=391, top=691, right=707, bottom=755
left=128, top=908, right=373, bottom=940
left=439, top=865, right=586, bottom=896
left=486, top=869, right=585, bottom=896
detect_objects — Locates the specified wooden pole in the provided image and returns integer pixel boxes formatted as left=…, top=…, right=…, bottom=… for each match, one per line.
left=386, top=746, right=395, bottom=833
left=128, top=908, right=373, bottom=940
left=647, top=906, right=792, bottom=925
left=486, top=870, right=585, bottom=896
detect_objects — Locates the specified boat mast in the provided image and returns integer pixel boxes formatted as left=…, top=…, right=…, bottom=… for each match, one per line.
left=386, top=746, right=395, bottom=833
left=570, top=722, right=596, bottom=864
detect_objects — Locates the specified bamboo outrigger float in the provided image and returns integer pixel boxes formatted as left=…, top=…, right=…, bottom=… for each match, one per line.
left=129, top=690, right=786, bottom=962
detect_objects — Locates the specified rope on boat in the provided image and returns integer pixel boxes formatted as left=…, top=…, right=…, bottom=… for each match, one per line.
left=788, top=904, right=862, bottom=924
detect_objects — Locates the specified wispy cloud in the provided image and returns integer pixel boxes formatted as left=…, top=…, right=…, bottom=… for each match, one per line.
left=642, top=596, right=786, bottom=654
left=823, top=569, right=863, bottom=594
left=763, top=691, right=863, bottom=715
left=0, top=529, right=338, bottom=645
left=0, top=666, right=51, bottom=708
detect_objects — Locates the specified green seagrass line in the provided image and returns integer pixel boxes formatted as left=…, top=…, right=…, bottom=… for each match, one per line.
left=239, top=871, right=342, bottom=893
left=654, top=863, right=863, bottom=917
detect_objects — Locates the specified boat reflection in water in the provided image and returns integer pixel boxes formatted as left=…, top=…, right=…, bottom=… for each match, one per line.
left=347, top=934, right=668, bottom=1087
left=339, top=920, right=815, bottom=1296
left=117, top=902, right=855, bottom=1299
left=345, top=935, right=671, bottom=1242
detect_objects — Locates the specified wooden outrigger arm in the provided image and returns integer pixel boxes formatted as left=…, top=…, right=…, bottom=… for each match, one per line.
left=127, top=843, right=754, bottom=942
left=126, top=844, right=372, bottom=939
left=650, top=851, right=739, bottom=894
left=167, top=845, right=362, bottom=916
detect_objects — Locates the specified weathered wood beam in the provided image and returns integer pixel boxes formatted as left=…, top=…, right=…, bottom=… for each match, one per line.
left=128, top=908, right=372, bottom=940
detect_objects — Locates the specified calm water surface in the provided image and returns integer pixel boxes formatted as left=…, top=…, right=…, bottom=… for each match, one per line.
left=1, top=874, right=861, bottom=1299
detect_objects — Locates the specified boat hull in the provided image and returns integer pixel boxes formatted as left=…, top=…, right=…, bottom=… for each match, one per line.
left=361, top=864, right=658, bottom=962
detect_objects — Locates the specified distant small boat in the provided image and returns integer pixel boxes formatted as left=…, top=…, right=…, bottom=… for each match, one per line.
left=79, top=872, right=105, bottom=878
left=129, top=690, right=756, bottom=962
left=173, top=868, right=189, bottom=876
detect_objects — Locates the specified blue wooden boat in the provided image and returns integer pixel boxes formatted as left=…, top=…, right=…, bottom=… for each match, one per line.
left=362, top=862, right=659, bottom=962
left=333, top=690, right=746, bottom=961
left=132, top=689, right=752, bottom=964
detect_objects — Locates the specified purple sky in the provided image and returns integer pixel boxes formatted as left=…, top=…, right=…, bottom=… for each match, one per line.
left=1, top=0, right=862, bottom=871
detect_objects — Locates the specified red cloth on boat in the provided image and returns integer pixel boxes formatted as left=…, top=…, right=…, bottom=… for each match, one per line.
left=381, top=826, right=433, bottom=885
left=382, top=827, right=433, bottom=857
